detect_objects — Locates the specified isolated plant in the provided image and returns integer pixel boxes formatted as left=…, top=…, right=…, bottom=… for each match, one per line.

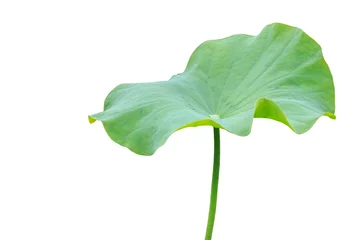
left=89, top=23, right=335, bottom=240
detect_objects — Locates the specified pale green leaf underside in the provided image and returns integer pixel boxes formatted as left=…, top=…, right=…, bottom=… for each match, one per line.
left=90, top=23, right=335, bottom=156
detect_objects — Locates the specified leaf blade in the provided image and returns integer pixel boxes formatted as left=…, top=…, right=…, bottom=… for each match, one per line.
left=90, top=23, right=335, bottom=155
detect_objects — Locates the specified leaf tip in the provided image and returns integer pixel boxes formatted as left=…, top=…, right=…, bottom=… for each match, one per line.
left=88, top=115, right=97, bottom=124
left=324, top=112, right=336, bottom=120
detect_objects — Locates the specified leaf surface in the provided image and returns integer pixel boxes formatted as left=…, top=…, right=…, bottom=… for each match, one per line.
left=90, top=23, right=335, bottom=155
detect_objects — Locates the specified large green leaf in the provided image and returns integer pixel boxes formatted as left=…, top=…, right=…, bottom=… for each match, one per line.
left=89, top=23, right=335, bottom=156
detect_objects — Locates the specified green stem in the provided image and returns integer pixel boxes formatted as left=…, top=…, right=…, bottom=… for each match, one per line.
left=205, top=127, right=221, bottom=240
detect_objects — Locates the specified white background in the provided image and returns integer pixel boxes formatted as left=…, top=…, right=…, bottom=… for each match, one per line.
left=1, top=0, right=359, bottom=239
